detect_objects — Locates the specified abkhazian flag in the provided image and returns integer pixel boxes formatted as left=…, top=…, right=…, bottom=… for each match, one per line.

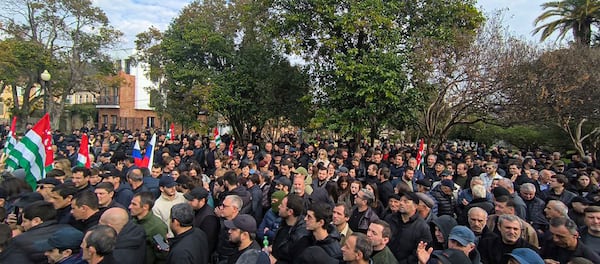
left=9, top=114, right=52, bottom=189
left=213, top=127, right=221, bottom=145
left=4, top=116, right=19, bottom=171
left=77, top=133, right=90, bottom=168
left=166, top=123, right=174, bottom=140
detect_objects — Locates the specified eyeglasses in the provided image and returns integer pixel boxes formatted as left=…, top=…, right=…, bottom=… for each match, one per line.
left=219, top=204, right=232, bottom=209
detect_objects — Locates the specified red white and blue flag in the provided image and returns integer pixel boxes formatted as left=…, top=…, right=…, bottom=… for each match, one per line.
left=133, top=133, right=156, bottom=168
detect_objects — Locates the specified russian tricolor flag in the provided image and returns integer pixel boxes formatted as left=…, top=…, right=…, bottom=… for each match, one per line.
left=133, top=133, right=156, bottom=168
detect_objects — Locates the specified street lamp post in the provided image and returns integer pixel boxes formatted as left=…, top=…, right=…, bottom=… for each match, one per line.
left=40, top=70, right=51, bottom=114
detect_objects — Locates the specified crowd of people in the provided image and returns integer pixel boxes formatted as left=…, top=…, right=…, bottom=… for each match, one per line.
left=0, top=127, right=599, bottom=264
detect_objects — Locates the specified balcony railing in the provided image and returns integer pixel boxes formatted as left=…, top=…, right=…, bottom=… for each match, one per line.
left=97, top=95, right=119, bottom=105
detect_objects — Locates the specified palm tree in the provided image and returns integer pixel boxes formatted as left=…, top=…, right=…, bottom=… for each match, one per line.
left=533, top=0, right=600, bottom=46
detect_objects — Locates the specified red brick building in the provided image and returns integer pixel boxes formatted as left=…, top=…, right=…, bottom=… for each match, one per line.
left=96, top=70, right=160, bottom=131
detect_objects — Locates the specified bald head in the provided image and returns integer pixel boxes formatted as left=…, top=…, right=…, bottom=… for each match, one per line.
left=99, top=207, right=129, bottom=233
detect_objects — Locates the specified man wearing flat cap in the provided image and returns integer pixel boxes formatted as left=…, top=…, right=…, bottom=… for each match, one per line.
left=225, top=214, right=262, bottom=264
left=35, top=226, right=85, bottom=264
left=384, top=191, right=432, bottom=264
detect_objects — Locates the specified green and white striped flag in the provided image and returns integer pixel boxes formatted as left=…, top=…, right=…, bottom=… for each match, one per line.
left=7, top=114, right=53, bottom=189
left=4, top=117, right=19, bottom=171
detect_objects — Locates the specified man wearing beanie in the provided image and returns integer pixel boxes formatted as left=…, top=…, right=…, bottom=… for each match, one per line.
left=258, top=191, right=285, bottom=242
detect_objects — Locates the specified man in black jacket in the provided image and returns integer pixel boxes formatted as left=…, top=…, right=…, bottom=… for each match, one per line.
left=167, top=203, right=209, bottom=264
left=0, top=201, right=70, bottom=263
left=477, top=214, right=538, bottom=264
left=99, top=207, right=146, bottom=264
left=185, top=187, right=219, bottom=255
left=384, top=191, right=432, bottom=264
left=270, top=194, right=311, bottom=264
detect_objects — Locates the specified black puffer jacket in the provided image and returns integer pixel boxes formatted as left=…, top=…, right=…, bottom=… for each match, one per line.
left=385, top=212, right=432, bottom=264
left=430, top=185, right=457, bottom=217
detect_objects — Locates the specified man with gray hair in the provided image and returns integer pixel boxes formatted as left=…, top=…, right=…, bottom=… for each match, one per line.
left=81, top=225, right=118, bottom=264
left=477, top=214, right=538, bottom=264
left=541, top=216, right=600, bottom=263
left=167, top=203, right=209, bottom=264
left=348, top=189, right=379, bottom=233
left=520, top=182, right=547, bottom=233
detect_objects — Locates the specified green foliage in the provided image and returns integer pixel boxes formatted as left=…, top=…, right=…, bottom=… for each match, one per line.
left=449, top=123, right=571, bottom=151
left=66, top=103, right=98, bottom=123
left=136, top=0, right=311, bottom=141
left=533, top=0, right=600, bottom=46
left=272, top=0, right=484, bottom=144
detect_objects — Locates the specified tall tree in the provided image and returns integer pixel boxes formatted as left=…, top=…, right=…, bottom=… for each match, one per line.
left=503, top=47, right=600, bottom=157
left=533, top=0, right=600, bottom=46
left=271, top=0, right=483, bottom=146
left=135, top=0, right=310, bottom=143
left=412, top=14, right=537, bottom=146
left=0, top=0, right=122, bottom=128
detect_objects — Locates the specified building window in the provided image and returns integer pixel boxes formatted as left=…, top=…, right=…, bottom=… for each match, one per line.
left=102, top=115, right=108, bottom=127
left=147, top=117, right=155, bottom=128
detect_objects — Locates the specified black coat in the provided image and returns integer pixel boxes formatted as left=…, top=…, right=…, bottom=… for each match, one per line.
left=167, top=228, right=209, bottom=264
left=385, top=212, right=432, bottom=264
left=193, top=204, right=220, bottom=255
left=478, top=234, right=537, bottom=264
left=114, top=221, right=147, bottom=264
left=0, top=220, right=71, bottom=263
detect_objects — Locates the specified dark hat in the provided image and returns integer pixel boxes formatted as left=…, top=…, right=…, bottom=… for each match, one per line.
left=99, top=152, right=112, bottom=158
left=506, top=248, right=544, bottom=264
left=399, top=191, right=420, bottom=204
left=492, top=186, right=511, bottom=198
left=274, top=177, right=292, bottom=188
left=224, top=214, right=257, bottom=233
left=435, top=161, right=445, bottom=166
left=289, top=147, right=297, bottom=153
left=338, top=166, right=349, bottom=173
left=414, top=192, right=435, bottom=208
left=34, top=226, right=84, bottom=251
left=159, top=176, right=177, bottom=188
left=184, top=187, right=209, bottom=201
left=14, top=192, right=44, bottom=208
left=37, top=177, right=62, bottom=186
left=416, top=179, right=432, bottom=188
left=432, top=248, right=471, bottom=264
left=448, top=226, right=475, bottom=246
left=441, top=179, right=456, bottom=190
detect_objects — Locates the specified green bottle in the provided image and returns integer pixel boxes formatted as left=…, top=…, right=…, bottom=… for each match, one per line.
left=262, top=236, right=269, bottom=249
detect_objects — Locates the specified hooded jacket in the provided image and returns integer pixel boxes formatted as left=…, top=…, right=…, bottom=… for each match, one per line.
left=430, top=215, right=458, bottom=250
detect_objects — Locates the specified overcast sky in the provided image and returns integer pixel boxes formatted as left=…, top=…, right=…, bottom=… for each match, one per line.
left=94, top=0, right=557, bottom=58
